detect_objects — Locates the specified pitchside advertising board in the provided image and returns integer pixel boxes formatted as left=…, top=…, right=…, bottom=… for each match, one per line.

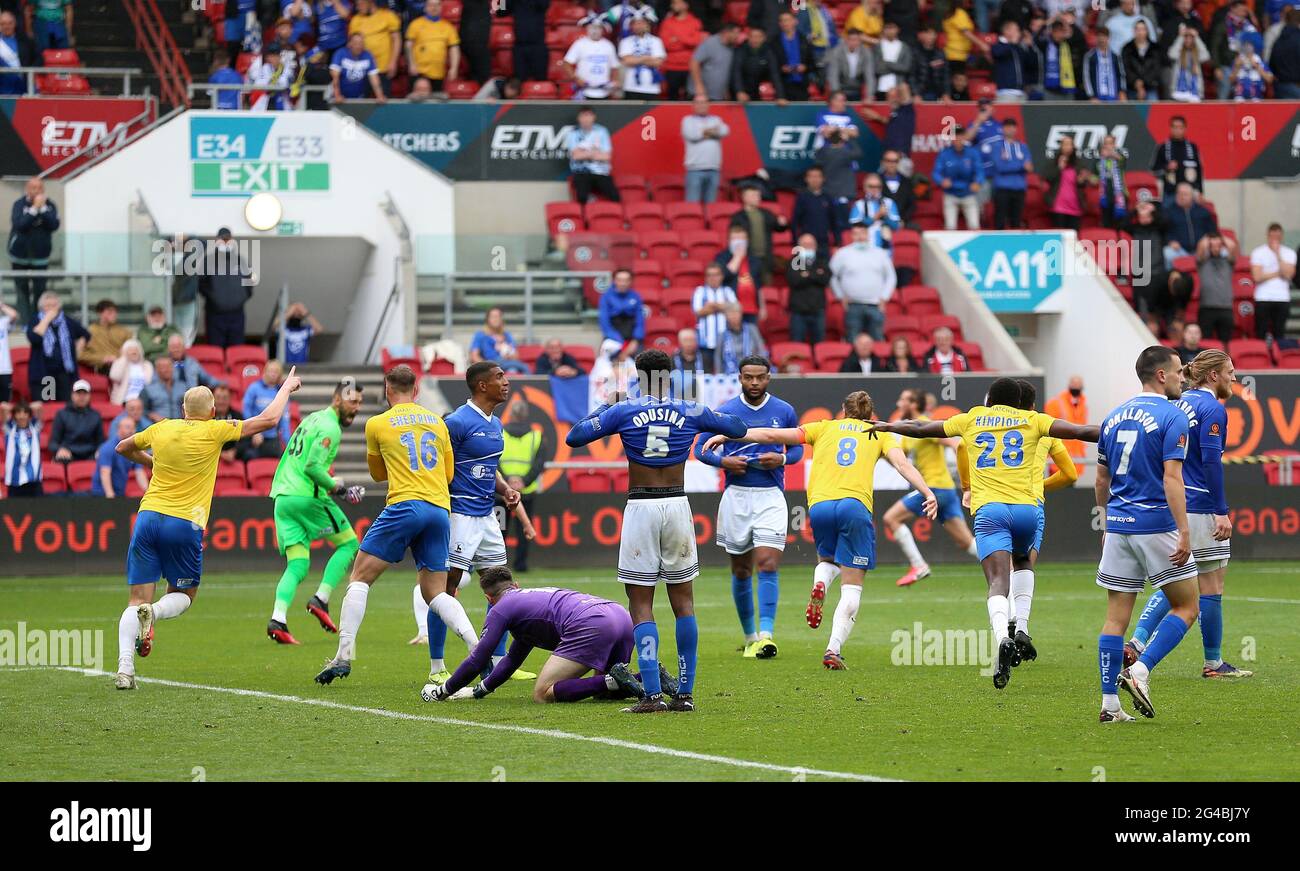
left=189, top=114, right=331, bottom=197
left=0, top=96, right=156, bottom=176
left=337, top=101, right=1300, bottom=183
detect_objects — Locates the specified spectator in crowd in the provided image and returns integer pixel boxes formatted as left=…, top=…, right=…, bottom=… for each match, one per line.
left=567, top=107, right=618, bottom=204
left=964, top=95, right=1001, bottom=151
left=207, top=50, right=244, bottom=109
left=845, top=0, right=883, bottom=45
left=922, top=327, right=971, bottom=373
left=165, top=234, right=198, bottom=344
left=50, top=379, right=103, bottom=463
left=1168, top=25, right=1211, bottom=101
left=1043, top=374, right=1088, bottom=458
left=92, top=416, right=148, bottom=498
left=861, top=83, right=914, bottom=174
left=838, top=332, right=876, bottom=374
left=879, top=336, right=921, bottom=373
left=247, top=41, right=294, bottom=111
left=210, top=384, right=242, bottom=463
left=509, top=0, right=549, bottom=82
left=1251, top=222, right=1297, bottom=343
left=110, top=396, right=147, bottom=439
left=878, top=149, right=915, bottom=225
left=1083, top=27, right=1126, bottom=102
left=1042, top=133, right=1091, bottom=232
left=728, top=184, right=787, bottom=286
left=0, top=11, right=35, bottom=96
left=138, top=305, right=179, bottom=363
left=30, top=0, right=71, bottom=49
left=241, top=360, right=292, bottom=459
left=406, top=0, right=459, bottom=92
left=983, top=117, right=1032, bottom=230
left=607, top=0, right=659, bottom=39
left=1165, top=182, right=1217, bottom=257
left=661, top=0, right=704, bottom=100
left=8, top=177, right=59, bottom=325
left=672, top=328, right=713, bottom=376
left=455, top=0, right=492, bottom=86
left=474, top=75, right=521, bottom=100
left=618, top=10, right=666, bottom=99
left=534, top=338, right=584, bottom=377
left=974, top=0, right=1002, bottom=33
left=500, top=395, right=547, bottom=573
left=933, top=128, right=983, bottom=231
left=1195, top=231, right=1238, bottom=344
left=26, top=290, right=86, bottom=404
left=948, top=68, right=971, bottom=100
left=79, top=299, right=132, bottom=374
left=349, top=0, right=401, bottom=92
left=814, top=123, right=863, bottom=229
left=165, top=333, right=223, bottom=393
left=886, top=0, right=922, bottom=43
left=1123, top=200, right=1178, bottom=322
left=942, top=0, right=982, bottom=72
left=1271, top=8, right=1300, bottom=98
left=565, top=16, right=619, bottom=99
left=1152, top=116, right=1203, bottom=206
left=1122, top=19, right=1163, bottom=100
left=141, top=357, right=185, bottom=422
left=870, top=20, right=913, bottom=99
left=911, top=25, right=949, bottom=101
left=1173, top=321, right=1204, bottom=364
left=1094, top=134, right=1128, bottom=229
left=299, top=46, right=335, bottom=110
left=1158, top=0, right=1207, bottom=58
left=1102, top=0, right=1154, bottom=52
left=2, top=400, right=41, bottom=496
left=682, top=95, right=729, bottom=203
left=798, top=0, right=839, bottom=72
left=747, top=0, right=792, bottom=38
left=732, top=24, right=784, bottom=103
left=772, top=10, right=814, bottom=101
left=406, top=74, right=435, bottom=101
left=848, top=173, right=901, bottom=247
left=826, top=27, right=875, bottom=99
left=792, top=166, right=841, bottom=252
left=830, top=223, right=896, bottom=341
left=598, top=268, right=644, bottom=350
left=108, top=339, right=153, bottom=406
left=716, top=303, right=767, bottom=375
left=199, top=228, right=254, bottom=349
left=282, top=0, right=316, bottom=46
left=787, top=233, right=831, bottom=345
left=330, top=31, right=385, bottom=102
left=715, top=225, right=766, bottom=324
left=1231, top=33, right=1273, bottom=99
left=1211, top=0, right=1259, bottom=96
left=692, top=262, right=737, bottom=364
left=316, top=0, right=353, bottom=55
left=270, top=301, right=322, bottom=365
left=0, top=299, right=14, bottom=409
left=1039, top=18, right=1082, bottom=101
left=469, top=307, right=526, bottom=373
left=690, top=21, right=741, bottom=99
left=813, top=89, right=857, bottom=149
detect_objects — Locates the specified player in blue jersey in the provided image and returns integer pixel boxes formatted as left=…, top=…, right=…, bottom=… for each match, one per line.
left=566, top=348, right=748, bottom=713
left=1126, top=350, right=1251, bottom=679
left=1094, top=346, right=1199, bottom=722
left=693, top=355, right=802, bottom=659
left=417, top=362, right=535, bottom=686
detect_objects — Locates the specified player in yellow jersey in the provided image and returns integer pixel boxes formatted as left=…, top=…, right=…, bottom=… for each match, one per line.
left=316, top=365, right=478, bottom=685
left=704, top=390, right=937, bottom=670
left=111, top=369, right=301, bottom=690
left=873, top=377, right=1097, bottom=689
left=881, top=388, right=980, bottom=587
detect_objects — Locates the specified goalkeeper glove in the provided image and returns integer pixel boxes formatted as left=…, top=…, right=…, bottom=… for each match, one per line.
left=472, top=683, right=491, bottom=700
left=332, top=480, right=366, bottom=503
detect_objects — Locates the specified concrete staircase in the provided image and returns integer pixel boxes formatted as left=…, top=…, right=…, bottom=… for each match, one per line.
left=293, top=363, right=384, bottom=488
left=71, top=0, right=207, bottom=103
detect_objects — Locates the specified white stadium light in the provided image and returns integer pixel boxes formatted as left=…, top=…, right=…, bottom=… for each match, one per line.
left=243, top=192, right=283, bottom=232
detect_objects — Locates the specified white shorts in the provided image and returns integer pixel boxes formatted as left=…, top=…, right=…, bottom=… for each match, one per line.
left=448, top=512, right=507, bottom=573
left=716, top=485, right=788, bottom=555
left=618, top=495, right=699, bottom=587
left=1188, top=512, right=1230, bottom=573
left=1096, top=530, right=1199, bottom=593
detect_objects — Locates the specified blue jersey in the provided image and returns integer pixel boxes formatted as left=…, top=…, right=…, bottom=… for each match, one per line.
left=693, top=393, right=803, bottom=489
left=444, top=402, right=503, bottom=518
left=1175, top=387, right=1228, bottom=515
left=566, top=395, right=747, bottom=467
left=1098, top=393, right=1189, bottom=534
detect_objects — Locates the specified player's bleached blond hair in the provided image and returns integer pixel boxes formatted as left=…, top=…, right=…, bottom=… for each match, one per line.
left=1184, top=349, right=1232, bottom=387
left=183, top=385, right=215, bottom=419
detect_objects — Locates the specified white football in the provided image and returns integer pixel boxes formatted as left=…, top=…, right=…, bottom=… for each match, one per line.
left=420, top=683, right=439, bottom=702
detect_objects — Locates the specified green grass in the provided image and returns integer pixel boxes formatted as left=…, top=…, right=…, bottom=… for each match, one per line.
left=2, top=562, right=1297, bottom=781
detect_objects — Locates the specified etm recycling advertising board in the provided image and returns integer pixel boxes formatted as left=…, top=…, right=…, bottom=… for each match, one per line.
left=189, top=114, right=331, bottom=197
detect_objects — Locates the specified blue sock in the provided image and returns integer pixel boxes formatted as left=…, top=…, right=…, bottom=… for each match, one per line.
left=1132, top=589, right=1171, bottom=646
left=676, top=615, right=698, bottom=696
left=634, top=621, right=662, bottom=696
left=731, top=574, right=755, bottom=636
left=1099, top=634, right=1124, bottom=694
left=1199, top=594, right=1223, bottom=662
left=427, top=607, right=448, bottom=664
left=1138, top=612, right=1191, bottom=672
left=487, top=600, right=509, bottom=658
left=757, top=570, right=779, bottom=635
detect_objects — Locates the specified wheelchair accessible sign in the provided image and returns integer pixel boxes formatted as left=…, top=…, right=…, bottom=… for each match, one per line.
left=940, top=232, right=1066, bottom=313
left=190, top=113, right=330, bottom=197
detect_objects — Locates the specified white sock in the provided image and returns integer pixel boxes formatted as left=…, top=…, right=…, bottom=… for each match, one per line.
left=151, top=592, right=191, bottom=621
left=1131, top=660, right=1150, bottom=682
left=965, top=539, right=979, bottom=557
left=313, top=585, right=331, bottom=605
left=1102, top=692, right=1121, bottom=712
left=336, top=581, right=370, bottom=662
left=431, top=592, right=479, bottom=649
left=430, top=658, right=446, bottom=673
left=271, top=603, right=288, bottom=624
left=1010, top=569, right=1034, bottom=634
left=987, top=595, right=1010, bottom=644
left=893, top=525, right=926, bottom=569
left=813, top=561, right=841, bottom=591
left=604, top=674, right=619, bottom=691
left=117, top=606, right=138, bottom=675
left=827, top=584, right=862, bottom=655
left=745, top=632, right=759, bottom=643
left=758, top=630, right=772, bottom=640
left=412, top=583, right=429, bottom=634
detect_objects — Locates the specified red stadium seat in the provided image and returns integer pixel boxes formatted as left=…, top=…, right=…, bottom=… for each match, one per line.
left=667, top=259, right=705, bottom=287
left=617, top=174, right=649, bottom=203
left=66, top=459, right=96, bottom=493
left=225, top=345, right=267, bottom=374
left=610, top=468, right=629, bottom=492
left=516, top=344, right=544, bottom=368
left=383, top=355, right=421, bottom=374
left=545, top=201, right=585, bottom=236
left=520, top=80, right=557, bottom=100
left=642, top=230, right=683, bottom=267
left=757, top=81, right=776, bottom=101
left=445, top=80, right=480, bottom=99
left=246, top=457, right=279, bottom=487
left=442, top=0, right=463, bottom=22
left=42, top=474, right=68, bottom=494
left=42, top=49, right=81, bottom=67
left=489, top=23, right=515, bottom=50
left=547, top=3, right=587, bottom=25
left=899, top=285, right=943, bottom=316
left=958, top=341, right=986, bottom=370
left=725, top=1, right=749, bottom=25
left=216, top=459, right=246, bottom=486
left=566, top=469, right=612, bottom=493
left=625, top=201, right=666, bottom=232
left=215, top=483, right=260, bottom=497
left=664, top=201, right=705, bottom=231
left=1278, top=349, right=1300, bottom=370
left=427, top=359, right=456, bottom=375
left=644, top=316, right=679, bottom=346
left=705, top=201, right=737, bottom=228
left=632, top=260, right=664, bottom=292
left=1230, top=338, right=1273, bottom=369
left=920, top=313, right=963, bottom=342
left=648, top=174, right=686, bottom=203
left=39, top=74, right=94, bottom=95
left=565, top=345, right=597, bottom=370
left=683, top=230, right=722, bottom=263
left=770, top=342, right=813, bottom=367
left=188, top=343, right=225, bottom=372
left=814, top=341, right=852, bottom=371
left=885, top=314, right=924, bottom=345
left=585, top=201, right=625, bottom=232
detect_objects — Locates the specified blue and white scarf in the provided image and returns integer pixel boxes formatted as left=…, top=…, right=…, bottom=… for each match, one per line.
left=43, top=313, right=75, bottom=374
left=1097, top=156, right=1126, bottom=220
left=1044, top=41, right=1074, bottom=93
left=1094, top=51, right=1120, bottom=100
left=719, top=327, right=758, bottom=375
left=4, top=420, right=40, bottom=487
left=1174, top=57, right=1202, bottom=100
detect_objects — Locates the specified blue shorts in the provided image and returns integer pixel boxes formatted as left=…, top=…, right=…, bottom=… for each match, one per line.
left=1032, top=501, right=1045, bottom=553
left=973, top=503, right=1040, bottom=560
left=809, top=498, right=876, bottom=570
left=126, top=510, right=204, bottom=588
left=360, top=501, right=450, bottom=572
left=902, top=487, right=964, bottom=523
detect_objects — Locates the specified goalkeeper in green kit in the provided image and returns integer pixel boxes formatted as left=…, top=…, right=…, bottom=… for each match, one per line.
left=266, top=379, right=367, bottom=645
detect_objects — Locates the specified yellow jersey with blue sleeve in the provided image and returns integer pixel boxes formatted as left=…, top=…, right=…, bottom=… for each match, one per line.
left=365, top=402, right=454, bottom=509
left=801, top=418, right=900, bottom=511
left=134, top=417, right=245, bottom=529
left=901, top=415, right=955, bottom=490
left=942, top=405, right=1056, bottom=512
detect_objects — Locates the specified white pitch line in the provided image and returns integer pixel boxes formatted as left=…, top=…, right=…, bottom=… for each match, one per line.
left=36, top=667, right=897, bottom=782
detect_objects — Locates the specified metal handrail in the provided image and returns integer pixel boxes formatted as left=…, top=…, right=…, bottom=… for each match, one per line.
left=0, top=269, right=166, bottom=324
left=262, top=283, right=290, bottom=363
left=62, top=103, right=185, bottom=181
left=1, top=66, right=143, bottom=95
left=34, top=97, right=158, bottom=180
left=439, top=270, right=613, bottom=344
left=122, top=0, right=189, bottom=107
left=187, top=82, right=332, bottom=111
left=365, top=275, right=403, bottom=365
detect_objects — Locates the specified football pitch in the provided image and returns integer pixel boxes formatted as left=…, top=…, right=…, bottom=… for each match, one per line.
left=2, top=562, right=1297, bottom=782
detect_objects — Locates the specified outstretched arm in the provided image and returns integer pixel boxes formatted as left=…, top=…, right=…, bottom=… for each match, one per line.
left=243, top=367, right=301, bottom=437
left=441, top=614, right=510, bottom=697
left=1048, top=419, right=1099, bottom=443
left=871, top=419, right=949, bottom=438
left=885, top=446, right=938, bottom=519
left=692, top=432, right=725, bottom=467
left=476, top=639, right=536, bottom=696
left=702, top=426, right=804, bottom=453
left=565, top=404, right=613, bottom=448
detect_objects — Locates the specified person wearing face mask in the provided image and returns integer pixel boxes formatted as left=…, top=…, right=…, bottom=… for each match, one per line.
left=272, top=301, right=324, bottom=364
left=198, top=227, right=255, bottom=349
left=1044, top=374, right=1088, bottom=459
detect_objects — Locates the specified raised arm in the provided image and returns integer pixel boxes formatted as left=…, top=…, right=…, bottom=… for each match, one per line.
left=1048, top=419, right=1099, bottom=443
left=242, top=367, right=301, bottom=437
left=870, top=419, right=948, bottom=438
